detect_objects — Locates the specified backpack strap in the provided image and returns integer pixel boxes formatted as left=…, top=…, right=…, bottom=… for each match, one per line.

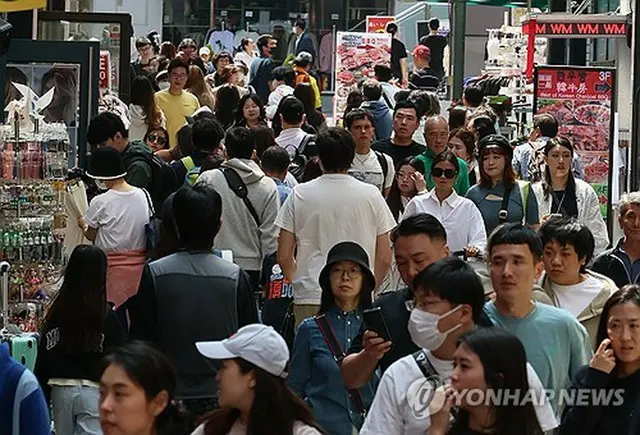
left=381, top=90, right=394, bottom=110
left=498, top=184, right=513, bottom=224
left=517, top=180, right=531, bottom=223
left=181, top=156, right=196, bottom=172
left=297, top=134, right=315, bottom=157
left=221, top=168, right=261, bottom=226
left=141, top=188, right=155, bottom=219
left=374, top=151, right=389, bottom=189
left=411, top=349, right=439, bottom=379
left=314, top=314, right=367, bottom=418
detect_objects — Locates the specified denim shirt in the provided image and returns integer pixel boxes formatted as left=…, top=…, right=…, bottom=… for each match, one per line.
left=288, top=305, right=378, bottom=435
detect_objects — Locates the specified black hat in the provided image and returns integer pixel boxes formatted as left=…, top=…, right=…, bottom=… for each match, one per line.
left=477, top=134, right=513, bottom=160
left=318, top=242, right=376, bottom=294
left=87, top=147, right=127, bottom=180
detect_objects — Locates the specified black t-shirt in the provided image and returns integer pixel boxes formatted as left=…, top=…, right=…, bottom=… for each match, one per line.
left=391, top=38, right=408, bottom=81
left=372, top=139, right=427, bottom=166
left=260, top=253, right=295, bottom=349
left=347, top=288, right=419, bottom=374
left=423, top=34, right=448, bottom=78
left=409, top=67, right=441, bottom=91
left=551, top=189, right=579, bottom=218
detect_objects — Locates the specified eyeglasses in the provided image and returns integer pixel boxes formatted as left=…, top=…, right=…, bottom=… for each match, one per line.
left=330, top=267, right=362, bottom=279
left=171, top=73, right=187, bottom=80
left=431, top=168, right=458, bottom=179
left=148, top=134, right=167, bottom=145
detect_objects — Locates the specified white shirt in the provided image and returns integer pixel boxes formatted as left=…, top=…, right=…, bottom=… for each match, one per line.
left=360, top=350, right=558, bottom=435
left=402, top=189, right=487, bottom=252
left=266, top=84, right=294, bottom=120
left=349, top=150, right=395, bottom=193
left=550, top=275, right=604, bottom=317
left=191, top=420, right=321, bottom=435
left=275, top=174, right=397, bottom=305
left=276, top=128, right=310, bottom=158
left=84, top=188, right=150, bottom=253
left=234, top=49, right=258, bottom=81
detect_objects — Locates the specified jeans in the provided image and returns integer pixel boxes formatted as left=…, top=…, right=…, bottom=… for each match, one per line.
left=51, top=385, right=101, bottom=435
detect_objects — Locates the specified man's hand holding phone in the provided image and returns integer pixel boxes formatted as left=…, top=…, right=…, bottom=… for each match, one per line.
left=362, top=330, right=392, bottom=361
left=590, top=338, right=616, bottom=374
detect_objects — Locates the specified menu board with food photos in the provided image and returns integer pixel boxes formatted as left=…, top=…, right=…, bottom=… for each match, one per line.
left=333, top=32, right=392, bottom=127
left=533, top=66, right=616, bottom=220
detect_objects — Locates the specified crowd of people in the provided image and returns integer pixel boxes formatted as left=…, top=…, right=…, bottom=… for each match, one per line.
left=4, top=25, right=640, bottom=435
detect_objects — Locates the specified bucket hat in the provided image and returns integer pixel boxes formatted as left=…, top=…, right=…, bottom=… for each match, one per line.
left=318, top=242, right=376, bottom=295
left=87, top=147, right=127, bottom=180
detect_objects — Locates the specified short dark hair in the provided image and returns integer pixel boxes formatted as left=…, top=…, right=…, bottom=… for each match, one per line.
left=394, top=90, right=411, bottom=104
left=256, top=34, right=275, bottom=54
left=135, top=37, right=152, bottom=49
left=448, top=106, right=469, bottom=130
left=344, top=108, right=375, bottom=130
left=173, top=184, right=222, bottom=250
left=272, top=66, right=296, bottom=88
left=413, top=257, right=485, bottom=323
left=374, top=64, right=393, bottom=82
left=463, top=85, right=484, bottom=107
left=431, top=150, right=460, bottom=173
left=362, top=80, right=383, bottom=101
left=191, top=118, right=225, bottom=152
left=488, top=223, right=544, bottom=263
left=429, top=18, right=440, bottom=30
left=393, top=99, right=419, bottom=117
left=87, top=112, right=128, bottom=145
left=294, top=19, right=306, bottom=30
left=317, top=128, right=355, bottom=172
left=472, top=115, right=497, bottom=141
left=225, top=127, right=255, bottom=159
left=214, top=51, right=233, bottom=65
left=533, top=113, right=559, bottom=138
left=391, top=213, right=447, bottom=244
left=261, top=146, right=290, bottom=174
left=280, top=96, right=305, bottom=125
left=167, top=58, right=189, bottom=75
left=539, top=217, right=595, bottom=272
left=386, top=22, right=398, bottom=35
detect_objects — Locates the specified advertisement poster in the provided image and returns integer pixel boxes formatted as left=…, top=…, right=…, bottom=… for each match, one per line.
left=99, top=51, right=112, bottom=90
left=333, top=32, right=391, bottom=127
left=534, top=66, right=615, bottom=220
left=366, top=16, right=395, bottom=33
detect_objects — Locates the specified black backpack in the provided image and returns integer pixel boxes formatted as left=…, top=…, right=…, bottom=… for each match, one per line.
left=147, top=154, right=180, bottom=218
left=289, top=134, right=317, bottom=182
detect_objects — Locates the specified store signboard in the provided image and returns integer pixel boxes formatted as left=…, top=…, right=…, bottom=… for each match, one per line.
left=366, top=16, right=395, bottom=34
left=333, top=32, right=391, bottom=127
left=0, top=0, right=46, bottom=12
left=99, top=50, right=111, bottom=89
left=533, top=66, right=616, bottom=221
left=522, top=15, right=627, bottom=38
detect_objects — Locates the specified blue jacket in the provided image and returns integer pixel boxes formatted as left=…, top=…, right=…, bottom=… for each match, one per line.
left=295, top=31, right=316, bottom=59
left=0, top=342, right=51, bottom=435
left=249, top=56, right=277, bottom=104
left=360, top=100, right=393, bottom=141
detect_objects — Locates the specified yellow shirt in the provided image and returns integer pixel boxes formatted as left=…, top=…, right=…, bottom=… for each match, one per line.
left=154, top=89, right=200, bottom=148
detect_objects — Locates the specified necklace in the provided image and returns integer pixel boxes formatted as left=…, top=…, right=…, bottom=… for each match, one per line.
left=354, top=152, right=370, bottom=164
left=554, top=190, right=567, bottom=214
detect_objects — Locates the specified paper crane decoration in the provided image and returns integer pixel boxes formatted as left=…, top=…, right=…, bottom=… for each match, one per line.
left=4, top=81, right=56, bottom=134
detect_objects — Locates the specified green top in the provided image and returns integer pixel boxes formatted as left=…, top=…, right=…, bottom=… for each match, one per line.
left=415, top=148, right=471, bottom=195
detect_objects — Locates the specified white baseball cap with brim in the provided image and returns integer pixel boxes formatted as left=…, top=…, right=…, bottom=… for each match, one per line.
left=196, top=324, right=289, bottom=378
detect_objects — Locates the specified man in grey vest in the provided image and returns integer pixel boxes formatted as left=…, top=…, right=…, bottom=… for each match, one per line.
left=129, top=183, right=258, bottom=428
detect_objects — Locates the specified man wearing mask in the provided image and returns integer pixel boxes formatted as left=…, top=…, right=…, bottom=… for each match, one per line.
left=372, top=100, right=426, bottom=165
left=292, top=19, right=316, bottom=60
left=415, top=115, right=470, bottom=195
left=250, top=34, right=278, bottom=103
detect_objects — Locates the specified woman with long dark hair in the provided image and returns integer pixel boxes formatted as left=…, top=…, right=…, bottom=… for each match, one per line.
left=193, top=324, right=326, bottom=435
left=130, top=75, right=166, bottom=141
left=214, top=84, right=241, bottom=130
left=531, top=136, right=609, bottom=254
left=235, top=94, right=267, bottom=128
left=560, top=285, right=640, bottom=434
left=467, top=134, right=539, bottom=235
left=99, top=341, right=184, bottom=435
left=294, top=83, right=326, bottom=133
left=288, top=242, right=377, bottom=434
left=430, top=328, right=544, bottom=435
left=35, top=245, right=126, bottom=435
left=386, top=157, right=426, bottom=221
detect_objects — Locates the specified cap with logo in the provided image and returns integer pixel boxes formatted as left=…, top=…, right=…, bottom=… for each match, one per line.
left=199, top=46, right=211, bottom=56
left=196, top=324, right=289, bottom=378
left=412, top=45, right=431, bottom=59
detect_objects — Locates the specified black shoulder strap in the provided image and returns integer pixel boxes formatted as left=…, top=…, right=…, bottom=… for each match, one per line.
left=498, top=184, right=513, bottom=224
left=314, top=314, right=367, bottom=416
left=411, top=349, right=439, bottom=379
left=381, top=90, right=394, bottom=110
left=141, top=188, right=155, bottom=219
left=298, top=134, right=315, bottom=157
left=221, top=168, right=261, bottom=226
left=374, top=151, right=389, bottom=186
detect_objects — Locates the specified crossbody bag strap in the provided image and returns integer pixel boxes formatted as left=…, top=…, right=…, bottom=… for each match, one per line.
left=411, top=349, right=439, bottom=379
left=141, top=188, right=155, bottom=219
left=314, top=314, right=367, bottom=417
left=498, top=184, right=514, bottom=224
left=221, top=168, right=261, bottom=226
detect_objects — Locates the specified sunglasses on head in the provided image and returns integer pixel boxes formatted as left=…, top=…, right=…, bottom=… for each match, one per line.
left=432, top=168, right=458, bottom=179
left=148, top=134, right=167, bottom=145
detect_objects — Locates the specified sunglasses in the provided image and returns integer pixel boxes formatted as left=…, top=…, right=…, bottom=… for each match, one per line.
left=432, top=168, right=458, bottom=179
left=148, top=134, right=167, bottom=145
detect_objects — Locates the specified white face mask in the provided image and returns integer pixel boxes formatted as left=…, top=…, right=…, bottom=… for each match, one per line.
left=95, top=180, right=108, bottom=190
left=158, top=81, right=170, bottom=90
left=408, top=305, right=463, bottom=351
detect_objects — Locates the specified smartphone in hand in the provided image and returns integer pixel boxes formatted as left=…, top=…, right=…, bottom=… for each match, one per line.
left=363, top=307, right=392, bottom=342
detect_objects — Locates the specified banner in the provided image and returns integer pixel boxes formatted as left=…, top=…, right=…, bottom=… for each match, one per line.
left=0, top=0, right=46, bottom=12
left=533, top=66, right=616, bottom=221
left=333, top=32, right=392, bottom=127
left=99, top=51, right=112, bottom=90
left=366, top=16, right=395, bottom=34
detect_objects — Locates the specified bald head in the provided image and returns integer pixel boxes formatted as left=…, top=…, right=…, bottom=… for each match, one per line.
left=425, top=115, right=449, bottom=154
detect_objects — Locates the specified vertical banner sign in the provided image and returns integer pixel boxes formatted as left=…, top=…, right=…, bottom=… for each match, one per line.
left=99, top=51, right=112, bottom=90
left=534, top=66, right=616, bottom=221
left=334, top=32, right=392, bottom=127
left=0, top=0, right=46, bottom=12
left=366, top=16, right=395, bottom=33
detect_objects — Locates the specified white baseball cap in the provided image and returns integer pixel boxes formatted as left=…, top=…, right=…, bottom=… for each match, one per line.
left=196, top=324, right=289, bottom=378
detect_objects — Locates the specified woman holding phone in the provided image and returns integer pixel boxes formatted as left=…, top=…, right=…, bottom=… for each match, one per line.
left=560, top=285, right=640, bottom=434
left=288, top=242, right=378, bottom=435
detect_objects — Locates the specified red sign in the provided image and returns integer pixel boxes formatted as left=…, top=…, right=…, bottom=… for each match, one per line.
left=99, top=51, right=111, bottom=89
left=536, top=68, right=613, bottom=101
left=522, top=21, right=626, bottom=38
left=366, top=16, right=395, bottom=34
